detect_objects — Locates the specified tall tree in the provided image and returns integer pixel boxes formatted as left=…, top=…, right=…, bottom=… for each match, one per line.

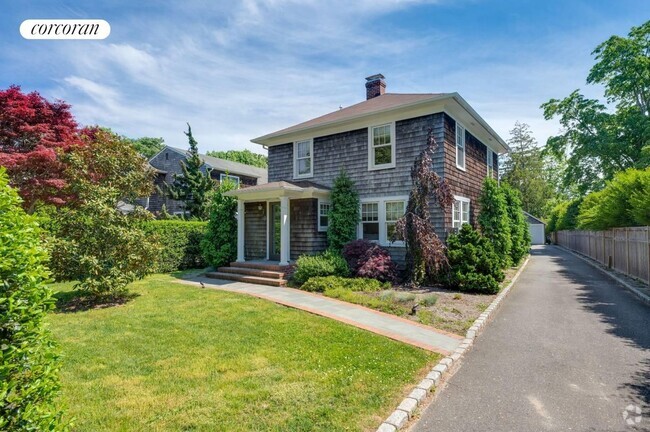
left=0, top=85, right=82, bottom=211
left=541, top=20, right=650, bottom=195
left=166, top=124, right=214, bottom=219
left=500, top=122, right=557, bottom=217
left=0, top=168, right=65, bottom=431
left=394, top=130, right=454, bottom=287
left=130, top=136, right=165, bottom=158
left=206, top=149, right=267, bottom=168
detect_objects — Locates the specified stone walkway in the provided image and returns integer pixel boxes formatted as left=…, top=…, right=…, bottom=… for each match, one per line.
left=180, top=275, right=463, bottom=355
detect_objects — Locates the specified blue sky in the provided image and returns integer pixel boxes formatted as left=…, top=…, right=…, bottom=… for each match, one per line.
left=1, top=1, right=648, bottom=154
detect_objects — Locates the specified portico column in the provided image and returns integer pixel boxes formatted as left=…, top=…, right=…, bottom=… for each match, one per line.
left=280, top=196, right=290, bottom=265
left=236, top=199, right=245, bottom=263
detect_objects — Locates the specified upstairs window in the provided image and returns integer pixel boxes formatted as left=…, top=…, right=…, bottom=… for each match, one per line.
left=452, top=196, right=470, bottom=229
left=361, top=202, right=379, bottom=241
left=369, top=123, right=395, bottom=170
left=293, top=139, right=313, bottom=178
left=318, top=200, right=330, bottom=232
left=220, top=173, right=240, bottom=186
left=456, top=122, right=466, bottom=171
left=487, top=148, right=494, bottom=178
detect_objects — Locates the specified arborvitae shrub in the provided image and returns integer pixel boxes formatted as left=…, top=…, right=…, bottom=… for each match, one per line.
left=0, top=168, right=65, bottom=430
left=327, top=170, right=360, bottom=252
left=478, top=178, right=512, bottom=268
left=502, top=184, right=530, bottom=265
left=446, top=224, right=505, bottom=294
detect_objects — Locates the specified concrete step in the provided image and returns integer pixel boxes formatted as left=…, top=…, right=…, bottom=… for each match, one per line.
left=229, top=261, right=289, bottom=272
left=205, top=271, right=287, bottom=287
left=217, top=266, right=284, bottom=279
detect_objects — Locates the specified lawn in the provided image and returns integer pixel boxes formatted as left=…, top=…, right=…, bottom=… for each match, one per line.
left=47, top=274, right=438, bottom=431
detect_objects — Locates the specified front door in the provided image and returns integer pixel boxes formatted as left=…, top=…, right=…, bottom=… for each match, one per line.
left=269, top=202, right=281, bottom=261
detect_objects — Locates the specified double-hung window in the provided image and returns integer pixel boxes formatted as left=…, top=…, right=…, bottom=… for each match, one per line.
left=486, top=148, right=494, bottom=178
left=359, top=198, right=407, bottom=245
left=318, top=200, right=330, bottom=232
left=369, top=123, right=395, bottom=170
left=452, top=196, right=470, bottom=229
left=456, top=122, right=466, bottom=170
left=294, top=139, right=313, bottom=178
left=361, top=202, right=380, bottom=241
left=220, top=173, right=240, bottom=186
left=385, top=201, right=405, bottom=242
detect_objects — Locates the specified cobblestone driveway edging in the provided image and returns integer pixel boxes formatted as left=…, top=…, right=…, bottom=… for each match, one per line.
left=376, top=256, right=531, bottom=432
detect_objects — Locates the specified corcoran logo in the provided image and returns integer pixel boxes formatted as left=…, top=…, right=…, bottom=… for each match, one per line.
left=20, top=19, right=110, bottom=40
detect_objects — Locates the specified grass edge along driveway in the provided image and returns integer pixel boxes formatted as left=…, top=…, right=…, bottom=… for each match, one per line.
left=48, top=274, right=439, bottom=431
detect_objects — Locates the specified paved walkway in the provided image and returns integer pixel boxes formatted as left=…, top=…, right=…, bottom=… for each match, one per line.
left=180, top=276, right=463, bottom=355
left=413, top=245, right=650, bottom=432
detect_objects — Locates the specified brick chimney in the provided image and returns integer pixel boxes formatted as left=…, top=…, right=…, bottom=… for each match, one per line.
left=365, top=74, right=386, bottom=100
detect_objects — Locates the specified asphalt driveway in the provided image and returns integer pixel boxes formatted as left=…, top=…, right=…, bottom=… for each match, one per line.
left=413, top=245, right=649, bottom=432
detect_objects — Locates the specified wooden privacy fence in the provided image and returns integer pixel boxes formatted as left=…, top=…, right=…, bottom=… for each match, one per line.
left=556, top=227, right=650, bottom=286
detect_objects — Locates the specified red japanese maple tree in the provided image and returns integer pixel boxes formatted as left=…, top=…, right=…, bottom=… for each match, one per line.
left=0, top=85, right=82, bottom=210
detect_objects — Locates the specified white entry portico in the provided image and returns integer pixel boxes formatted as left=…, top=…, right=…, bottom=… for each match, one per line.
left=224, top=181, right=330, bottom=266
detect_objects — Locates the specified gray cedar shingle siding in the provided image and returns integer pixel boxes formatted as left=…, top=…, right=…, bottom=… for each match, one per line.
left=290, top=198, right=328, bottom=260
left=268, top=113, right=444, bottom=199
left=245, top=202, right=266, bottom=260
left=265, top=111, right=496, bottom=260
left=268, top=113, right=448, bottom=238
left=442, top=113, right=496, bottom=232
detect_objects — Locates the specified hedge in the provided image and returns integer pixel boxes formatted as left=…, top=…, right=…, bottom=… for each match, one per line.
left=142, top=220, right=208, bottom=272
left=0, top=168, right=65, bottom=430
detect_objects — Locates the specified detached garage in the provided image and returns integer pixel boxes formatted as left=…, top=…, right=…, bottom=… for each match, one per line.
left=524, top=211, right=546, bottom=245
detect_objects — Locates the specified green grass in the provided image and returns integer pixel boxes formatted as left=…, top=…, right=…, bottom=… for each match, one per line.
left=325, top=288, right=410, bottom=316
left=48, top=275, right=438, bottom=431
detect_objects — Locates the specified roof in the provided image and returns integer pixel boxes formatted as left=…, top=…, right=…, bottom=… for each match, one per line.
left=224, top=180, right=330, bottom=200
left=252, top=92, right=509, bottom=154
left=265, top=93, right=444, bottom=137
left=161, top=146, right=268, bottom=183
left=523, top=211, right=546, bottom=225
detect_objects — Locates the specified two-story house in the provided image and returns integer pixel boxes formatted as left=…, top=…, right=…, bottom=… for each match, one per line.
left=220, top=74, right=508, bottom=284
left=145, top=145, right=268, bottom=215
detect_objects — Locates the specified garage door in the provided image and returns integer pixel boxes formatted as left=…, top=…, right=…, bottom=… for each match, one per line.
left=529, top=224, right=545, bottom=245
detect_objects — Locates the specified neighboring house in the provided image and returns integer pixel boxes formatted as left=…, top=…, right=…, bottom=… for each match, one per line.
left=525, top=211, right=546, bottom=245
left=145, top=145, right=268, bottom=215
left=225, top=74, right=509, bottom=267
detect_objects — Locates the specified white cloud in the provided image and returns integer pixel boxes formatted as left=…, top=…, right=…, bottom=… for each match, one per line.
left=38, top=0, right=618, bottom=155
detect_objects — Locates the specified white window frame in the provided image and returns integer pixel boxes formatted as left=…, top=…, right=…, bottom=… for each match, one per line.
left=452, top=196, right=470, bottom=229
left=317, top=199, right=330, bottom=232
left=455, top=121, right=466, bottom=171
left=360, top=201, right=380, bottom=242
left=358, top=196, right=407, bottom=247
left=368, top=122, right=396, bottom=171
left=293, top=139, right=313, bottom=179
left=220, top=173, right=240, bottom=186
left=486, top=148, right=494, bottom=178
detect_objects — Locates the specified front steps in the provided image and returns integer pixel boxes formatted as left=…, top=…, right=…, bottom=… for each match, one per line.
left=205, top=262, right=289, bottom=287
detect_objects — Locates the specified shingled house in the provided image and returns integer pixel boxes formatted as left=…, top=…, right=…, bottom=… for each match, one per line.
left=212, top=74, right=509, bottom=286
left=145, top=145, right=267, bottom=215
